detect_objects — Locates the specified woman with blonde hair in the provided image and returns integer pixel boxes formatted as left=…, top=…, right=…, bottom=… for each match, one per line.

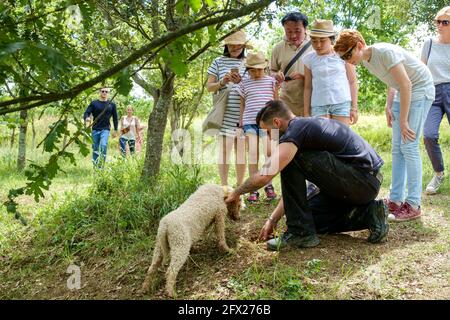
left=334, top=30, right=435, bottom=222
left=119, top=105, right=141, bottom=157
left=421, top=6, right=450, bottom=195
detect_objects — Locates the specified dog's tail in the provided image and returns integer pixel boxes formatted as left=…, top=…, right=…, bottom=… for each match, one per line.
left=156, top=221, right=170, bottom=263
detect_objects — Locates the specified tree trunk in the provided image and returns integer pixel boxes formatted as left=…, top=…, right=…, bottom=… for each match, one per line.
left=17, top=109, right=28, bottom=171
left=170, top=100, right=181, bottom=133
left=141, top=71, right=174, bottom=181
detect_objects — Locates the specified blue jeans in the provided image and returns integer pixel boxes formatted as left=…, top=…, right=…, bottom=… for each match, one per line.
left=119, top=137, right=136, bottom=157
left=423, top=83, right=450, bottom=173
left=312, top=101, right=351, bottom=117
left=92, top=129, right=110, bottom=167
left=242, top=124, right=266, bottom=136
left=390, top=98, right=433, bottom=206
left=281, top=151, right=382, bottom=236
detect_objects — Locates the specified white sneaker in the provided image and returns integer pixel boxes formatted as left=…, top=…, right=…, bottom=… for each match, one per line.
left=425, top=174, right=444, bottom=195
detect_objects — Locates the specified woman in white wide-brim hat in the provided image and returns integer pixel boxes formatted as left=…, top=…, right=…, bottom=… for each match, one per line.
left=303, top=19, right=358, bottom=126
left=206, top=30, right=252, bottom=190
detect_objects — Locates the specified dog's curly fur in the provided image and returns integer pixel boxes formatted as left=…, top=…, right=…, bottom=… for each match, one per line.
left=141, top=184, right=240, bottom=297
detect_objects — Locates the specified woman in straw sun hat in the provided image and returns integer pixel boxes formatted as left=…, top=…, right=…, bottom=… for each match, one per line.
left=236, top=51, right=279, bottom=203
left=421, top=6, right=450, bottom=195
left=302, top=19, right=358, bottom=126
left=206, top=30, right=252, bottom=191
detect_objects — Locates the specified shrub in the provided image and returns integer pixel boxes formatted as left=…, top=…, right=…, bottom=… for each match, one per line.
left=33, top=158, right=203, bottom=260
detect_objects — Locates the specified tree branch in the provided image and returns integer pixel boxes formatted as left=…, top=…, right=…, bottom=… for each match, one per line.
left=0, top=0, right=274, bottom=115
left=0, top=0, right=88, bottom=29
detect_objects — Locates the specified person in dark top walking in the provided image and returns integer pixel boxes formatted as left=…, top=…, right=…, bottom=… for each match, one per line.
left=225, top=100, right=389, bottom=250
left=83, top=87, right=118, bottom=168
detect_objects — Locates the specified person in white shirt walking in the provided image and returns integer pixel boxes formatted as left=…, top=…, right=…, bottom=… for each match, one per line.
left=119, top=105, right=141, bottom=157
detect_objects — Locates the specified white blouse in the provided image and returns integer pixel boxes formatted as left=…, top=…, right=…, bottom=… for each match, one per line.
left=421, top=38, right=450, bottom=85
left=121, top=116, right=138, bottom=140
left=302, top=51, right=351, bottom=107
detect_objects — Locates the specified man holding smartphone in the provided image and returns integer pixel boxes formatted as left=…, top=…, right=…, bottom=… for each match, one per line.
left=270, top=12, right=312, bottom=116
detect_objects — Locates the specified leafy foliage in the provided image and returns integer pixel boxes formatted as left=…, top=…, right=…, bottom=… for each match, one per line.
left=1, top=0, right=276, bottom=221
left=32, top=160, right=203, bottom=260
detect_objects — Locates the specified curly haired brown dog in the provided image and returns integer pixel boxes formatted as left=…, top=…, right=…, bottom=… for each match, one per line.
left=141, top=184, right=240, bottom=297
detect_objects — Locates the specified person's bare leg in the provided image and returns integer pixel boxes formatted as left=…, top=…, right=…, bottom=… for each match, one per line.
left=235, top=135, right=246, bottom=186
left=261, top=132, right=273, bottom=187
left=218, top=135, right=234, bottom=186
left=247, top=133, right=259, bottom=177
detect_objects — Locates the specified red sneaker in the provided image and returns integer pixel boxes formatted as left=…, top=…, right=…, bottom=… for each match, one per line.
left=391, top=202, right=421, bottom=222
left=264, top=185, right=277, bottom=201
left=247, top=191, right=259, bottom=203
left=383, top=198, right=402, bottom=214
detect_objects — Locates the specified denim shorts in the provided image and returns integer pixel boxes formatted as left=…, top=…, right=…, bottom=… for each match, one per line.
left=243, top=124, right=266, bottom=136
left=312, top=101, right=351, bottom=117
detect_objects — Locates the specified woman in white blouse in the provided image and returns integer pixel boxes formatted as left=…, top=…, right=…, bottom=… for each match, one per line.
left=119, top=105, right=141, bottom=157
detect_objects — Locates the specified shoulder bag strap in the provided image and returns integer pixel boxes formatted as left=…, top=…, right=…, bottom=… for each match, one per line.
left=426, top=38, right=432, bottom=64
left=283, top=40, right=312, bottom=76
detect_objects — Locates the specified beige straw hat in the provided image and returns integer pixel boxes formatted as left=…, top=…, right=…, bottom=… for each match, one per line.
left=223, top=30, right=254, bottom=49
left=308, top=20, right=336, bottom=38
left=245, top=52, right=268, bottom=69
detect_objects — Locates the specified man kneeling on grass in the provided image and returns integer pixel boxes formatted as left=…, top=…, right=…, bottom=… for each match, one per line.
left=225, top=100, right=389, bottom=251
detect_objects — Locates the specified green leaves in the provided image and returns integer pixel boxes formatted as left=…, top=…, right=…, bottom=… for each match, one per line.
left=114, top=68, right=133, bottom=97
left=207, top=26, right=218, bottom=44
left=0, top=40, right=72, bottom=88
left=43, top=119, right=69, bottom=153
left=188, top=0, right=202, bottom=12
left=0, top=41, right=28, bottom=60
left=1, top=0, right=277, bottom=225
left=4, top=187, right=27, bottom=225
left=160, top=46, right=189, bottom=77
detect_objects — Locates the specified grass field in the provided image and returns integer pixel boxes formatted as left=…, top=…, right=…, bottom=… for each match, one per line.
left=0, top=114, right=448, bottom=299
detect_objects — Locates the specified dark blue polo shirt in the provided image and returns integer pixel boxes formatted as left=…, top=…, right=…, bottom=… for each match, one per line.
left=83, top=100, right=118, bottom=131
left=279, top=117, right=384, bottom=172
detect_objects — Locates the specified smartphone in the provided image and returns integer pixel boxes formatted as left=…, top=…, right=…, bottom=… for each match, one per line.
left=230, top=68, right=239, bottom=74
left=284, top=76, right=293, bottom=81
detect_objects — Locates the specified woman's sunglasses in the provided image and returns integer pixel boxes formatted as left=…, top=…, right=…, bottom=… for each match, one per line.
left=435, top=19, right=449, bottom=26
left=340, top=44, right=356, bottom=61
